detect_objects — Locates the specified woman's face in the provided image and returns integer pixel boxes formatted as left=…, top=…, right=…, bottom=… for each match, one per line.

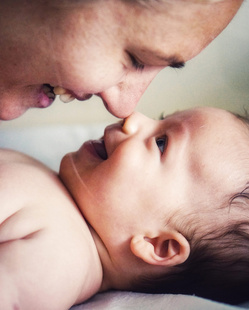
left=0, top=0, right=242, bottom=120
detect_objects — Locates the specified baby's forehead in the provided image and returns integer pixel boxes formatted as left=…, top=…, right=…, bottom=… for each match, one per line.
left=175, top=107, right=248, bottom=131
left=162, top=107, right=232, bottom=130
left=183, top=108, right=249, bottom=203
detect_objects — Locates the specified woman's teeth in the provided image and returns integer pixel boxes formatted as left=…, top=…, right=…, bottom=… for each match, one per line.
left=53, top=86, right=75, bottom=103
left=60, top=93, right=75, bottom=103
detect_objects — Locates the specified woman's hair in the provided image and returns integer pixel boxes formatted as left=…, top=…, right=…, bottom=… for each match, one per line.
left=132, top=110, right=249, bottom=305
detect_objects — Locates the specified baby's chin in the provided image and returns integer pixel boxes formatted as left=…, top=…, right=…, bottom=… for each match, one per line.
left=59, top=152, right=85, bottom=204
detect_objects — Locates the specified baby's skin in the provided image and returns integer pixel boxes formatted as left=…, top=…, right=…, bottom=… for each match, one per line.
left=0, top=149, right=102, bottom=310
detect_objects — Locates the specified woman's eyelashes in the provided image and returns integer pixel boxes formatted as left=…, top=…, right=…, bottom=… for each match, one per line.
left=128, top=53, right=145, bottom=71
left=156, top=135, right=168, bottom=154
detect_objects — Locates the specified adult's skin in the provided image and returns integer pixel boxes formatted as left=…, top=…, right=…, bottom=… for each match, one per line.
left=0, top=0, right=243, bottom=120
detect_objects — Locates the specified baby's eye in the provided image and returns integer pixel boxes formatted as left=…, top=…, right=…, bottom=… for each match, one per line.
left=156, top=135, right=167, bottom=154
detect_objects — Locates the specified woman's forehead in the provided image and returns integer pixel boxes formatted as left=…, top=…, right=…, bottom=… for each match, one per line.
left=45, top=0, right=241, bottom=45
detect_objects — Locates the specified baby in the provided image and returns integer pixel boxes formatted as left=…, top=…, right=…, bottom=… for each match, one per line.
left=1, top=106, right=249, bottom=310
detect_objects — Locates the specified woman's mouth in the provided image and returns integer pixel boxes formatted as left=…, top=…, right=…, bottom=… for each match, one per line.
left=53, top=85, right=75, bottom=103
left=42, top=84, right=74, bottom=103
left=42, top=84, right=56, bottom=102
left=51, top=85, right=93, bottom=103
left=0, top=83, right=91, bottom=120
left=38, top=84, right=56, bottom=108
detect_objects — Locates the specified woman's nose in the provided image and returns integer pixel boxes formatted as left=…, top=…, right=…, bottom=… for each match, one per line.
left=98, top=68, right=162, bottom=119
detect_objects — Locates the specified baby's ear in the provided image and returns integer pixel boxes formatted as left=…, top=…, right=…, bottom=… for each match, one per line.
left=130, top=231, right=190, bottom=267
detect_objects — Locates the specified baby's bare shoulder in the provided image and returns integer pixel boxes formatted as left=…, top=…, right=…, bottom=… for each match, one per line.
left=0, top=148, right=55, bottom=225
left=0, top=148, right=47, bottom=166
left=0, top=149, right=96, bottom=309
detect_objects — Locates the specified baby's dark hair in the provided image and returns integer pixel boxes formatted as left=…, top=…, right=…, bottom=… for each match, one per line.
left=133, top=188, right=249, bottom=305
left=132, top=109, right=249, bottom=305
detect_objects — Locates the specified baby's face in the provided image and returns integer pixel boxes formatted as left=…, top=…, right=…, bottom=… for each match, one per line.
left=0, top=0, right=242, bottom=120
left=60, top=107, right=249, bottom=258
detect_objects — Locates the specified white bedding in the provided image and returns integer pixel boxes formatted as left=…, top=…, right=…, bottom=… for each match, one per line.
left=0, top=123, right=248, bottom=310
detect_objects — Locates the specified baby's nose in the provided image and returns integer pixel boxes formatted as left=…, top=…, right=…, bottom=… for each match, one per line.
left=122, top=112, right=146, bottom=135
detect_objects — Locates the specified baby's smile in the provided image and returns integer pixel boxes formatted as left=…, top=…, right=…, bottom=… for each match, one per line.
left=90, top=139, right=108, bottom=160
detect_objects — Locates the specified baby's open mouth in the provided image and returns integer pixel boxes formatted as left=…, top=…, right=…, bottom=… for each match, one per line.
left=91, top=139, right=108, bottom=160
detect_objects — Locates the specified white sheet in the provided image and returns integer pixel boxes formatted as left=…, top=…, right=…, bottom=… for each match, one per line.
left=71, top=292, right=249, bottom=310
left=0, top=123, right=248, bottom=310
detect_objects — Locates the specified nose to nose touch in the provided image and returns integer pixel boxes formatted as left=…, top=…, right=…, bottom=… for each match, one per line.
left=122, top=112, right=141, bottom=135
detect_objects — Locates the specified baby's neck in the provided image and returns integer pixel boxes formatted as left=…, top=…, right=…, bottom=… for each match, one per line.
left=76, top=228, right=103, bottom=303
left=88, top=226, right=131, bottom=294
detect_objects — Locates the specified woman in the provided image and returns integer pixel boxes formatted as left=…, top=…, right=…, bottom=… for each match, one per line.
left=0, top=0, right=243, bottom=120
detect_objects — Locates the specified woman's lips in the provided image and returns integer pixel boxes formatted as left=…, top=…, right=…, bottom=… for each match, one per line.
left=39, top=84, right=56, bottom=108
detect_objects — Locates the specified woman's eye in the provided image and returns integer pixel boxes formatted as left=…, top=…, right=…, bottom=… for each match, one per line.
left=156, top=136, right=167, bottom=154
left=128, top=53, right=145, bottom=71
